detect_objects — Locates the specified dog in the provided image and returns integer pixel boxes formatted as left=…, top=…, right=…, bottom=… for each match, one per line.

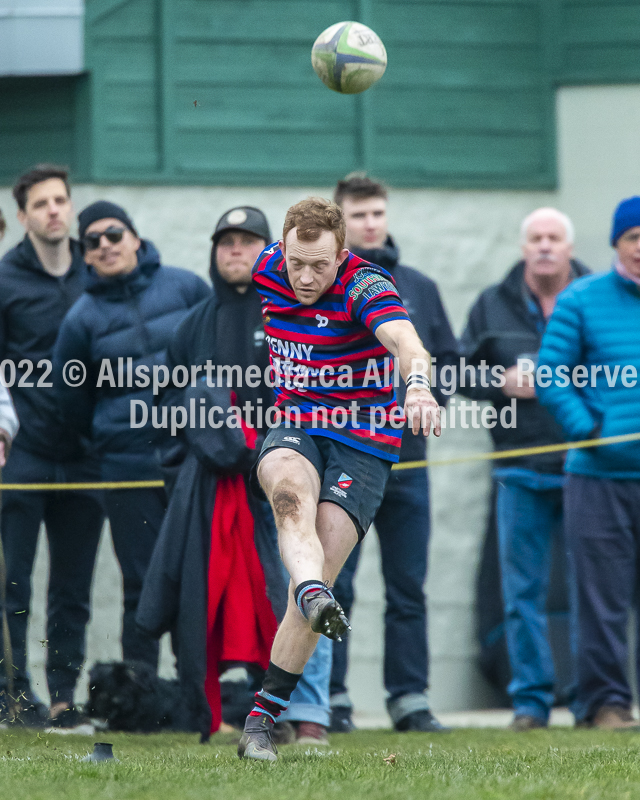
left=86, top=660, right=196, bottom=733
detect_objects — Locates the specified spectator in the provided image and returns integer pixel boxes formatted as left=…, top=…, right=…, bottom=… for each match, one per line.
left=537, top=196, right=640, bottom=729
left=329, top=175, right=458, bottom=733
left=0, top=165, right=106, bottom=728
left=459, top=208, right=588, bottom=730
left=0, top=382, right=18, bottom=467
left=0, top=209, right=14, bottom=463
left=53, top=200, right=209, bottom=676
left=0, top=209, right=16, bottom=465
left=137, top=206, right=333, bottom=744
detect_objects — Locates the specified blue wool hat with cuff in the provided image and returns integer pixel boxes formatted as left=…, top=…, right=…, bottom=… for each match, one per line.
left=610, top=196, right=640, bottom=245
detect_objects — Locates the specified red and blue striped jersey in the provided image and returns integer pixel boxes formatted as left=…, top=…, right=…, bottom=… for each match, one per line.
left=252, top=244, right=411, bottom=462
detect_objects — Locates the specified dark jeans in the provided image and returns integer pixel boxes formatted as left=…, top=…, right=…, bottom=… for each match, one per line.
left=104, top=487, right=167, bottom=669
left=330, top=469, right=430, bottom=717
left=565, top=474, right=640, bottom=722
left=0, top=445, right=104, bottom=705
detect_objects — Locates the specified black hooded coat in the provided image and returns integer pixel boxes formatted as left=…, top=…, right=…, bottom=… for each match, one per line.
left=135, top=247, right=285, bottom=741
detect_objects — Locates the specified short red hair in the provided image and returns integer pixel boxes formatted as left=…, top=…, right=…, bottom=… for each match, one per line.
left=282, top=197, right=346, bottom=252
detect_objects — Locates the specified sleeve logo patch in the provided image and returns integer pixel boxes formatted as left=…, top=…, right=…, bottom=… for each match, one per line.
left=348, top=272, right=397, bottom=301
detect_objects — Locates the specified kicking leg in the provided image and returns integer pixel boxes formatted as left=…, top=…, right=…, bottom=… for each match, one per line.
left=271, top=501, right=358, bottom=672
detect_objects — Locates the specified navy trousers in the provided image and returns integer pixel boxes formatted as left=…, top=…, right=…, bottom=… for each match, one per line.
left=0, top=445, right=104, bottom=705
left=330, top=469, right=430, bottom=721
left=104, top=487, right=168, bottom=669
left=564, top=474, right=640, bottom=722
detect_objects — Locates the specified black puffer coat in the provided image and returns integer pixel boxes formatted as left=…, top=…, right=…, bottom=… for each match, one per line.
left=53, top=241, right=209, bottom=480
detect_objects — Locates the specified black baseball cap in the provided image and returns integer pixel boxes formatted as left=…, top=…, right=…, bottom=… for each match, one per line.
left=211, top=206, right=271, bottom=246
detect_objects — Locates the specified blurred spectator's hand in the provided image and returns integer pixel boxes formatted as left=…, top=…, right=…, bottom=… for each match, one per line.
left=502, top=365, right=536, bottom=399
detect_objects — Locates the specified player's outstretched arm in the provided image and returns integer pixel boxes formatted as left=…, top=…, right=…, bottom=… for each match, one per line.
left=375, top=319, right=441, bottom=437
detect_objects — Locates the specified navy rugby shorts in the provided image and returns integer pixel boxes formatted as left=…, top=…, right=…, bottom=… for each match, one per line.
left=250, top=425, right=393, bottom=541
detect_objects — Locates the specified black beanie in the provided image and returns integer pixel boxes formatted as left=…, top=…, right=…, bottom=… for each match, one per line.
left=78, top=201, right=137, bottom=240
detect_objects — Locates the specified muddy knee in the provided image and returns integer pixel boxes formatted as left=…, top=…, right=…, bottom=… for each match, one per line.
left=272, top=483, right=301, bottom=523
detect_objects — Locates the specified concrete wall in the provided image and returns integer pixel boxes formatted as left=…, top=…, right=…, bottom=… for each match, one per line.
left=1, top=84, right=638, bottom=717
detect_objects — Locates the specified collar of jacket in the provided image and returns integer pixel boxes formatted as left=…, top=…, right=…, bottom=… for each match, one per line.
left=499, top=258, right=591, bottom=307
left=13, top=234, right=85, bottom=279
left=611, top=262, right=640, bottom=296
left=85, top=239, right=161, bottom=298
left=350, top=235, right=400, bottom=272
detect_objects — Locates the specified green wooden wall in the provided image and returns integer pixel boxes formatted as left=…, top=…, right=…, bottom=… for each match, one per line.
left=84, top=0, right=553, bottom=187
left=0, top=75, right=90, bottom=183
left=2, top=0, right=640, bottom=187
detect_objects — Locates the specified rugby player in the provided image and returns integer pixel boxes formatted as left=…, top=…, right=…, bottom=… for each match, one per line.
left=238, top=198, right=440, bottom=760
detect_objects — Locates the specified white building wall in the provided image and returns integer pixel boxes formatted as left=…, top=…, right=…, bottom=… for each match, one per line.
left=1, top=84, right=638, bottom=716
left=0, top=0, right=84, bottom=76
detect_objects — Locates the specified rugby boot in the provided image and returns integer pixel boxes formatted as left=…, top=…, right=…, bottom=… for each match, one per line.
left=301, top=587, right=350, bottom=641
left=238, top=712, right=278, bottom=762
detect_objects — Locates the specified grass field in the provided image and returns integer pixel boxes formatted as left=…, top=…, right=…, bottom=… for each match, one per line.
left=2, top=727, right=640, bottom=799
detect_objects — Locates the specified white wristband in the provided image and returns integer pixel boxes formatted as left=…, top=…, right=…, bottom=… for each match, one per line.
left=406, top=373, right=431, bottom=391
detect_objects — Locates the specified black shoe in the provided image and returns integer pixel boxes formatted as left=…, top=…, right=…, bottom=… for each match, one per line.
left=48, top=706, right=91, bottom=729
left=394, top=709, right=451, bottom=733
left=238, top=713, right=278, bottom=761
left=301, top=590, right=350, bottom=641
left=328, top=705, right=356, bottom=733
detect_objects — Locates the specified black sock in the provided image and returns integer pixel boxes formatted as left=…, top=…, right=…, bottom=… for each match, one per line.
left=249, top=662, right=302, bottom=722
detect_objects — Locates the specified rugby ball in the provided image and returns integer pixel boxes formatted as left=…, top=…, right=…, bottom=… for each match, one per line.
left=311, top=21, right=387, bottom=94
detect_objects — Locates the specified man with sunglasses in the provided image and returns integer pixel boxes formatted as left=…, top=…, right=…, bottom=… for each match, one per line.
left=0, top=165, right=106, bottom=727
left=53, top=200, right=209, bottom=682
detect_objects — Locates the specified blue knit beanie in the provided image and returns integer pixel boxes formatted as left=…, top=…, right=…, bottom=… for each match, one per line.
left=610, top=196, right=640, bottom=245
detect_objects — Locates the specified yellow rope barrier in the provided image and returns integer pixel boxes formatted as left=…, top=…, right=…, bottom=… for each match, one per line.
left=1, top=432, right=639, bottom=488
left=392, top=431, right=640, bottom=471
left=0, top=480, right=165, bottom=491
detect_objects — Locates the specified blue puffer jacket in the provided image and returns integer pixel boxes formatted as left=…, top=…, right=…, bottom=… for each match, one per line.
left=537, top=268, right=640, bottom=479
left=53, top=241, right=210, bottom=480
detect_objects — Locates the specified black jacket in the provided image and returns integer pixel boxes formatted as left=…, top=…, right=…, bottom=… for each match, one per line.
left=155, top=243, right=271, bottom=478
left=53, top=241, right=210, bottom=480
left=136, top=446, right=284, bottom=742
left=139, top=251, right=283, bottom=741
left=0, top=235, right=91, bottom=460
left=458, top=259, right=590, bottom=472
left=351, top=237, right=458, bottom=462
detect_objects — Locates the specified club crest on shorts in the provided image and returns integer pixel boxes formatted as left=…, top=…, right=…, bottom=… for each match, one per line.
left=337, top=473, right=353, bottom=489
